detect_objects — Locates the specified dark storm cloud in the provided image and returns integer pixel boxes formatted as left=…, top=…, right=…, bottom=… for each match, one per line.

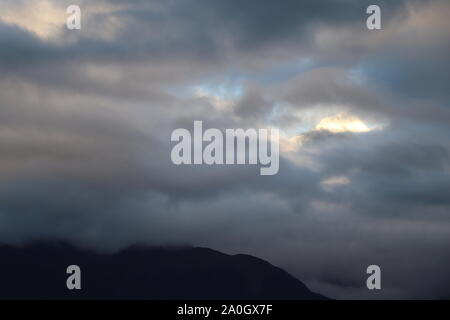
left=359, top=0, right=450, bottom=104
left=296, top=127, right=450, bottom=224
left=365, top=50, right=450, bottom=103
left=1, top=0, right=450, bottom=299
left=277, top=67, right=386, bottom=114
left=232, top=86, right=274, bottom=123
left=0, top=0, right=411, bottom=89
left=193, top=0, right=410, bottom=50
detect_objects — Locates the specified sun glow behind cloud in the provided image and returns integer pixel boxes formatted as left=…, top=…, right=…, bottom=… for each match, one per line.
left=0, top=0, right=66, bottom=38
left=321, top=175, right=351, bottom=192
left=315, top=113, right=371, bottom=133
left=0, top=0, right=125, bottom=41
left=278, top=111, right=387, bottom=171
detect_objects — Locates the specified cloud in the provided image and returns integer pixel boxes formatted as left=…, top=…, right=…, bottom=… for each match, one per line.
left=0, top=0, right=449, bottom=299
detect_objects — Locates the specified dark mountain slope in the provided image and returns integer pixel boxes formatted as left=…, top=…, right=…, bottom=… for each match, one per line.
left=0, top=243, right=327, bottom=300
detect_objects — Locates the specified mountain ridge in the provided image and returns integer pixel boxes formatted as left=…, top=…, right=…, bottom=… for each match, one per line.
left=0, top=242, right=327, bottom=300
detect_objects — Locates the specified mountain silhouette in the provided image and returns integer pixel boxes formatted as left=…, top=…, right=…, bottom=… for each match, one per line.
left=0, top=243, right=327, bottom=300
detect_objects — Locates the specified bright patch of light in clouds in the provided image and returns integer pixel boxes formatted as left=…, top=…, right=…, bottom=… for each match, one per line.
left=321, top=176, right=351, bottom=192
left=195, top=87, right=234, bottom=111
left=315, top=113, right=371, bottom=133
left=193, top=81, right=243, bottom=111
left=0, top=0, right=66, bottom=38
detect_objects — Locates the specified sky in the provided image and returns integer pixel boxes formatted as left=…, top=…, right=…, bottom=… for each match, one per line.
left=0, top=0, right=450, bottom=299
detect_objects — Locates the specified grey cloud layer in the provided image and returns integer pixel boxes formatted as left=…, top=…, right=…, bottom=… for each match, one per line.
left=0, top=0, right=449, bottom=299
